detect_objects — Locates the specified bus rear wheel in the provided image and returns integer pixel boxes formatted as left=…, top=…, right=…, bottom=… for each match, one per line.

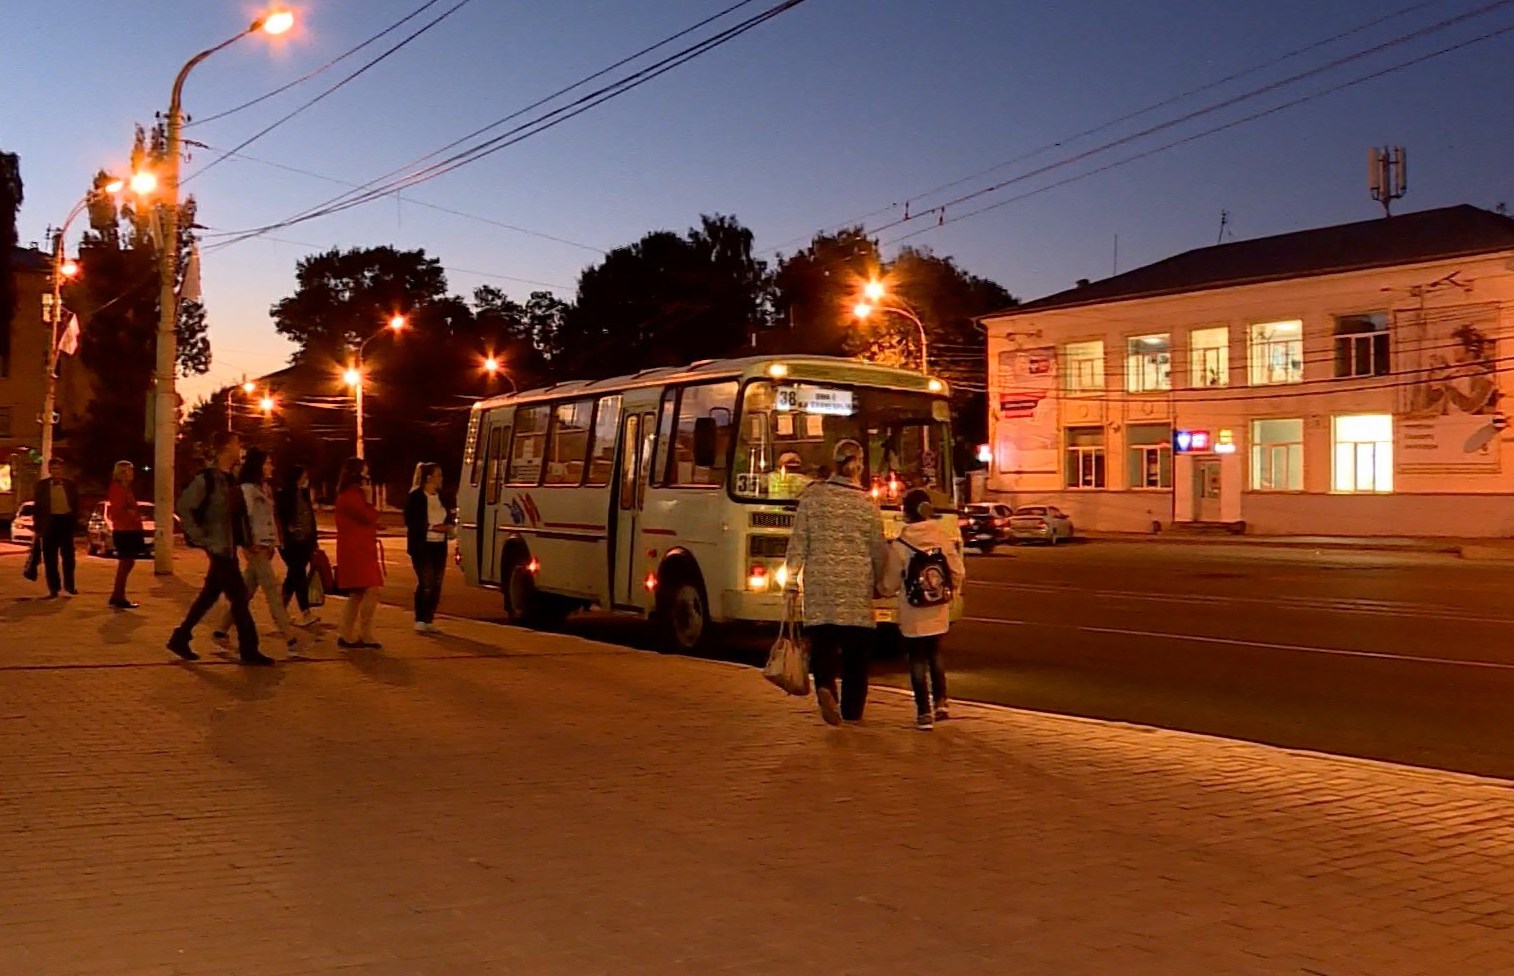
left=655, top=571, right=709, bottom=654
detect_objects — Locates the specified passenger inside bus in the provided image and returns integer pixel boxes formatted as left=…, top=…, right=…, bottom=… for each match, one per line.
left=767, top=451, right=809, bottom=499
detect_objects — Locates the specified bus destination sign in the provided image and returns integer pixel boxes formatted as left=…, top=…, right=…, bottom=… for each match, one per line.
left=775, top=384, right=854, bottom=416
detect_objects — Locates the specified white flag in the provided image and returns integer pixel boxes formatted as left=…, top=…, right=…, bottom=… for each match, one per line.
left=57, top=313, right=81, bottom=357
left=181, top=242, right=202, bottom=304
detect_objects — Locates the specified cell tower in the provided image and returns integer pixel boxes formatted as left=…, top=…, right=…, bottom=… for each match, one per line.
left=1369, top=146, right=1406, bottom=217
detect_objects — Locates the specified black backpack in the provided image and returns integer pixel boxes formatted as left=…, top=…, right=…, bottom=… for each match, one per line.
left=898, top=538, right=953, bottom=608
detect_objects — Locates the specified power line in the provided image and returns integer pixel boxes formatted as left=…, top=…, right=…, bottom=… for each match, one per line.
left=188, top=0, right=454, bottom=128
left=884, top=18, right=1514, bottom=246
left=203, top=0, right=809, bottom=251
left=185, top=0, right=477, bottom=184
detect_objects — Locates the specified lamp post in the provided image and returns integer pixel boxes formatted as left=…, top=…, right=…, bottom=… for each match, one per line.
left=346, top=314, right=407, bottom=459
left=859, top=285, right=926, bottom=373
left=224, top=378, right=257, bottom=433
left=150, top=8, right=293, bottom=575
left=483, top=355, right=516, bottom=395
left=43, top=177, right=140, bottom=463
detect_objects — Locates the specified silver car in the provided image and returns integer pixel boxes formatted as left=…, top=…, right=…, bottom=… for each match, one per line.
left=9, top=501, right=35, bottom=546
left=1009, top=505, right=1074, bottom=544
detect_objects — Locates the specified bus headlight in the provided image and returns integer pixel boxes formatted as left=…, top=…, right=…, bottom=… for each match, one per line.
left=774, top=564, right=788, bottom=589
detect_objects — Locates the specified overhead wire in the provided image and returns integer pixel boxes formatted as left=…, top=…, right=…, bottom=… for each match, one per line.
left=186, top=0, right=477, bottom=184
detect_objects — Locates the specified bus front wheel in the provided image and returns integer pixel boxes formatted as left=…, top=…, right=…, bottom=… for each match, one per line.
left=504, top=557, right=542, bottom=626
left=655, top=570, right=709, bottom=654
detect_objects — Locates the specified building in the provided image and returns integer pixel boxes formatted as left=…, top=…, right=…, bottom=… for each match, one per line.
left=980, top=205, right=1514, bottom=537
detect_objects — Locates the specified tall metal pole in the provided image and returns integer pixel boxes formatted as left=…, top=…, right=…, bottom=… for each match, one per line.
left=151, top=26, right=259, bottom=575
left=354, top=352, right=366, bottom=460
left=43, top=231, right=65, bottom=465
left=880, top=304, right=929, bottom=374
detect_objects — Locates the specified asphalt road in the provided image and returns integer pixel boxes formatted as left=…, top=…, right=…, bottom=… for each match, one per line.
left=363, top=539, right=1514, bottom=781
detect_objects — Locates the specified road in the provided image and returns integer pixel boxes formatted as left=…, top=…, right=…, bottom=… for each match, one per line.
left=366, top=539, right=1514, bottom=781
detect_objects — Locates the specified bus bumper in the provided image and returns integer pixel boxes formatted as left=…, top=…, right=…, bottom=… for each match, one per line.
left=720, top=590, right=787, bottom=623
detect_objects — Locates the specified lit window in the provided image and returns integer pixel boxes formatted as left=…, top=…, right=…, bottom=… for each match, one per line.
left=1333, top=414, right=1392, bottom=493
left=545, top=400, right=594, bottom=485
left=1249, top=320, right=1303, bottom=385
left=1065, top=427, right=1105, bottom=488
left=1334, top=313, right=1390, bottom=378
left=1126, top=424, right=1171, bottom=488
left=1062, top=340, right=1104, bottom=394
left=507, top=405, right=549, bottom=485
left=1189, top=327, right=1229, bottom=388
left=1250, top=419, right=1303, bottom=491
left=1125, top=334, right=1171, bottom=393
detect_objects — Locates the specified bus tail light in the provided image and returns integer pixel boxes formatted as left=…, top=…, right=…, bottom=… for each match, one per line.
left=747, top=564, right=768, bottom=592
left=526, top=558, right=540, bottom=575
left=644, top=572, right=658, bottom=592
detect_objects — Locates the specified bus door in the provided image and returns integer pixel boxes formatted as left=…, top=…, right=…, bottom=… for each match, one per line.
left=609, top=402, right=657, bottom=608
left=479, top=419, right=512, bottom=585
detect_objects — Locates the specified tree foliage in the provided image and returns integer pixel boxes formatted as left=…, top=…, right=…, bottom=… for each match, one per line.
left=1, top=150, right=21, bottom=364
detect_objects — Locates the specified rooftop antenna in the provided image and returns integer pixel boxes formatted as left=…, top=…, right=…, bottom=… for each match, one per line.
left=1369, top=146, right=1407, bottom=217
left=1216, top=210, right=1230, bottom=244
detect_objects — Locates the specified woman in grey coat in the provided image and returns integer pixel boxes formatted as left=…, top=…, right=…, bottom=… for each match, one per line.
left=783, top=439, right=889, bottom=725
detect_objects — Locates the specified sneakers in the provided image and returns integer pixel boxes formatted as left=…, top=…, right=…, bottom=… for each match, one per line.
left=413, top=621, right=428, bottom=633
left=295, top=611, right=319, bottom=628
left=916, top=713, right=934, bottom=731
left=166, top=632, right=200, bottom=662
left=933, top=701, right=950, bottom=722
left=239, top=649, right=276, bottom=667
left=211, top=631, right=232, bottom=651
left=816, top=688, right=842, bottom=726
left=108, top=598, right=140, bottom=610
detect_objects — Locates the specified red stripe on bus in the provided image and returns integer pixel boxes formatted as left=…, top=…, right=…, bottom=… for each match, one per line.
left=641, top=527, right=677, bottom=536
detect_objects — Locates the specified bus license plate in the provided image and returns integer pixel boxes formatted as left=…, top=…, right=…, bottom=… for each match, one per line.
left=873, top=607, right=895, bottom=623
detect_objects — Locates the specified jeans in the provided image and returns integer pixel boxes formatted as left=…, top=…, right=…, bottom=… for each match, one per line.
left=174, top=551, right=258, bottom=655
left=410, top=542, right=447, bottom=623
left=42, top=516, right=77, bottom=595
left=217, top=548, right=296, bottom=640
left=807, top=624, right=873, bottom=721
left=280, top=541, right=315, bottom=612
left=905, top=634, right=947, bottom=716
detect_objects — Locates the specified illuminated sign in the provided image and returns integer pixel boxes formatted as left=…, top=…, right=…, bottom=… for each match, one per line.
left=775, top=384, right=854, bottom=416
left=976, top=443, right=992, bottom=464
left=1214, top=429, right=1237, bottom=454
left=1173, top=429, right=1211, bottom=453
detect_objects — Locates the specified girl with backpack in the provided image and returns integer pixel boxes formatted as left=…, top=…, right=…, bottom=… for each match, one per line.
left=883, top=489, right=966, bottom=730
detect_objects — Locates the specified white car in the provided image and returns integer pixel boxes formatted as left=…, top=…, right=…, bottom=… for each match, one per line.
left=1009, top=505, right=1074, bottom=544
left=9, top=501, right=35, bottom=546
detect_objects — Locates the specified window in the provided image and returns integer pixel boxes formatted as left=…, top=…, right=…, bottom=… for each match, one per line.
left=1249, top=320, right=1303, bottom=385
left=1334, top=313, right=1389, bottom=378
left=1125, top=334, right=1171, bottom=392
left=0, top=407, right=11, bottom=438
left=507, top=405, right=549, bottom=484
left=651, top=392, right=675, bottom=487
left=1062, top=340, right=1104, bottom=394
left=1126, top=424, right=1171, bottom=488
left=545, top=400, right=594, bottom=485
left=485, top=426, right=509, bottom=504
left=1189, top=327, right=1229, bottom=388
left=1064, top=427, right=1105, bottom=488
left=665, top=381, right=737, bottom=486
left=1332, top=414, right=1392, bottom=493
left=585, top=395, right=622, bottom=487
left=1250, top=418, right=1303, bottom=492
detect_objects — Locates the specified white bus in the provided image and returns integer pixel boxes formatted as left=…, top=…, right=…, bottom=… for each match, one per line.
left=456, top=355, right=961, bottom=651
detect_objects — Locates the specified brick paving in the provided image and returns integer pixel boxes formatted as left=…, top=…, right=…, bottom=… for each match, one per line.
left=3, top=555, right=1514, bottom=975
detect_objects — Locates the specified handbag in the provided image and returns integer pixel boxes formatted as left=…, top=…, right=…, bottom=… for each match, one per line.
left=310, top=547, right=336, bottom=594
left=22, top=537, right=40, bottom=582
left=763, top=602, right=811, bottom=696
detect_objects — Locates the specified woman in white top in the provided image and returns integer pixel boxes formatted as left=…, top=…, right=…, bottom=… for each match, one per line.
left=403, top=462, right=453, bottom=633
left=213, top=447, right=302, bottom=655
left=881, top=488, right=966, bottom=730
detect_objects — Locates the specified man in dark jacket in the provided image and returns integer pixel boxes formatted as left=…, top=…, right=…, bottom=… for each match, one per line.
left=166, top=431, right=273, bottom=666
left=32, top=457, right=80, bottom=598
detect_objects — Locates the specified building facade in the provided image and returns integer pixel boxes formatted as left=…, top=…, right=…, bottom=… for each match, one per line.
left=980, top=205, right=1514, bottom=537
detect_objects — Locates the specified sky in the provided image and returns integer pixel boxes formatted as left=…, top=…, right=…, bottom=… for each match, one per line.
left=4, top=0, right=1513, bottom=406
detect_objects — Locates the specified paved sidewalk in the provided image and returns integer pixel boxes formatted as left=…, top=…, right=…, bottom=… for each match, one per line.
left=3, top=559, right=1514, bottom=975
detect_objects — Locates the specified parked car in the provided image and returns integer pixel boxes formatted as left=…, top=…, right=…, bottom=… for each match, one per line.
left=960, top=502, right=1015, bottom=552
left=1009, top=505, right=1075, bottom=544
left=9, top=501, right=35, bottom=546
left=86, top=501, right=174, bottom=558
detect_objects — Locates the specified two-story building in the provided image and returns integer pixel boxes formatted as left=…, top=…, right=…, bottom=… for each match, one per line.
left=980, top=205, right=1514, bottom=537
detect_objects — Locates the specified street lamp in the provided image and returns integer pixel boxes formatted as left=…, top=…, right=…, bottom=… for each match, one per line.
left=853, top=280, right=929, bottom=374
left=150, top=7, right=294, bottom=575
left=223, top=378, right=260, bottom=432
left=483, top=355, right=516, bottom=395
left=43, top=176, right=139, bottom=462
left=347, top=313, right=407, bottom=459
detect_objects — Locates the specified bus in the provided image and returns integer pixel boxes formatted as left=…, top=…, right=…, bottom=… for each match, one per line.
left=455, top=355, right=962, bottom=652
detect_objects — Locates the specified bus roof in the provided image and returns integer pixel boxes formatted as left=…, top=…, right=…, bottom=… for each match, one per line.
left=473, top=355, right=945, bottom=411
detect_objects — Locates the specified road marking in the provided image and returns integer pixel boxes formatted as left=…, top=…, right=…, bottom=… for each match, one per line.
left=961, top=615, right=1514, bottom=672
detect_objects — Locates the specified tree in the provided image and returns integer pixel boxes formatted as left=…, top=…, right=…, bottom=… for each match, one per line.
left=769, top=227, right=881, bottom=355
left=1, top=151, right=20, bottom=371
left=557, top=214, right=768, bottom=378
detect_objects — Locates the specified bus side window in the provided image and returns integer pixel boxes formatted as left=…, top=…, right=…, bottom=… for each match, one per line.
left=545, top=399, right=593, bottom=486
left=508, top=405, right=549, bottom=485
left=586, top=394, right=622, bottom=487
left=651, top=391, right=676, bottom=487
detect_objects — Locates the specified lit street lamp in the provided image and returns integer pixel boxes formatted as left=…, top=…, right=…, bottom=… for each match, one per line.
left=483, top=355, right=516, bottom=394
left=223, top=378, right=259, bottom=432
left=346, top=314, right=407, bottom=459
left=853, top=279, right=929, bottom=373
left=43, top=176, right=136, bottom=463
left=149, top=8, right=294, bottom=575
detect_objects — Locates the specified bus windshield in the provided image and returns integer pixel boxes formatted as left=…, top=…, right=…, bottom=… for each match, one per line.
left=732, top=380, right=953, bottom=508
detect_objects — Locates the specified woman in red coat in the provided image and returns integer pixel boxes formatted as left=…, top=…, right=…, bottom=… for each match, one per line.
left=334, top=457, right=384, bottom=649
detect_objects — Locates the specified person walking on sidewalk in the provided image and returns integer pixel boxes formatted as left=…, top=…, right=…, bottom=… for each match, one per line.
left=782, top=439, right=889, bottom=726
left=334, top=457, right=384, bottom=650
left=32, top=457, right=80, bottom=598
left=210, top=448, right=302, bottom=656
left=166, top=431, right=274, bottom=666
left=106, top=460, right=144, bottom=609
left=276, top=464, right=319, bottom=627
left=404, top=462, right=453, bottom=634
left=881, top=489, right=965, bottom=730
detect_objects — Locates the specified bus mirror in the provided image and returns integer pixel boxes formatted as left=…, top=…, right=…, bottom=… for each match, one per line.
left=693, top=417, right=718, bottom=468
